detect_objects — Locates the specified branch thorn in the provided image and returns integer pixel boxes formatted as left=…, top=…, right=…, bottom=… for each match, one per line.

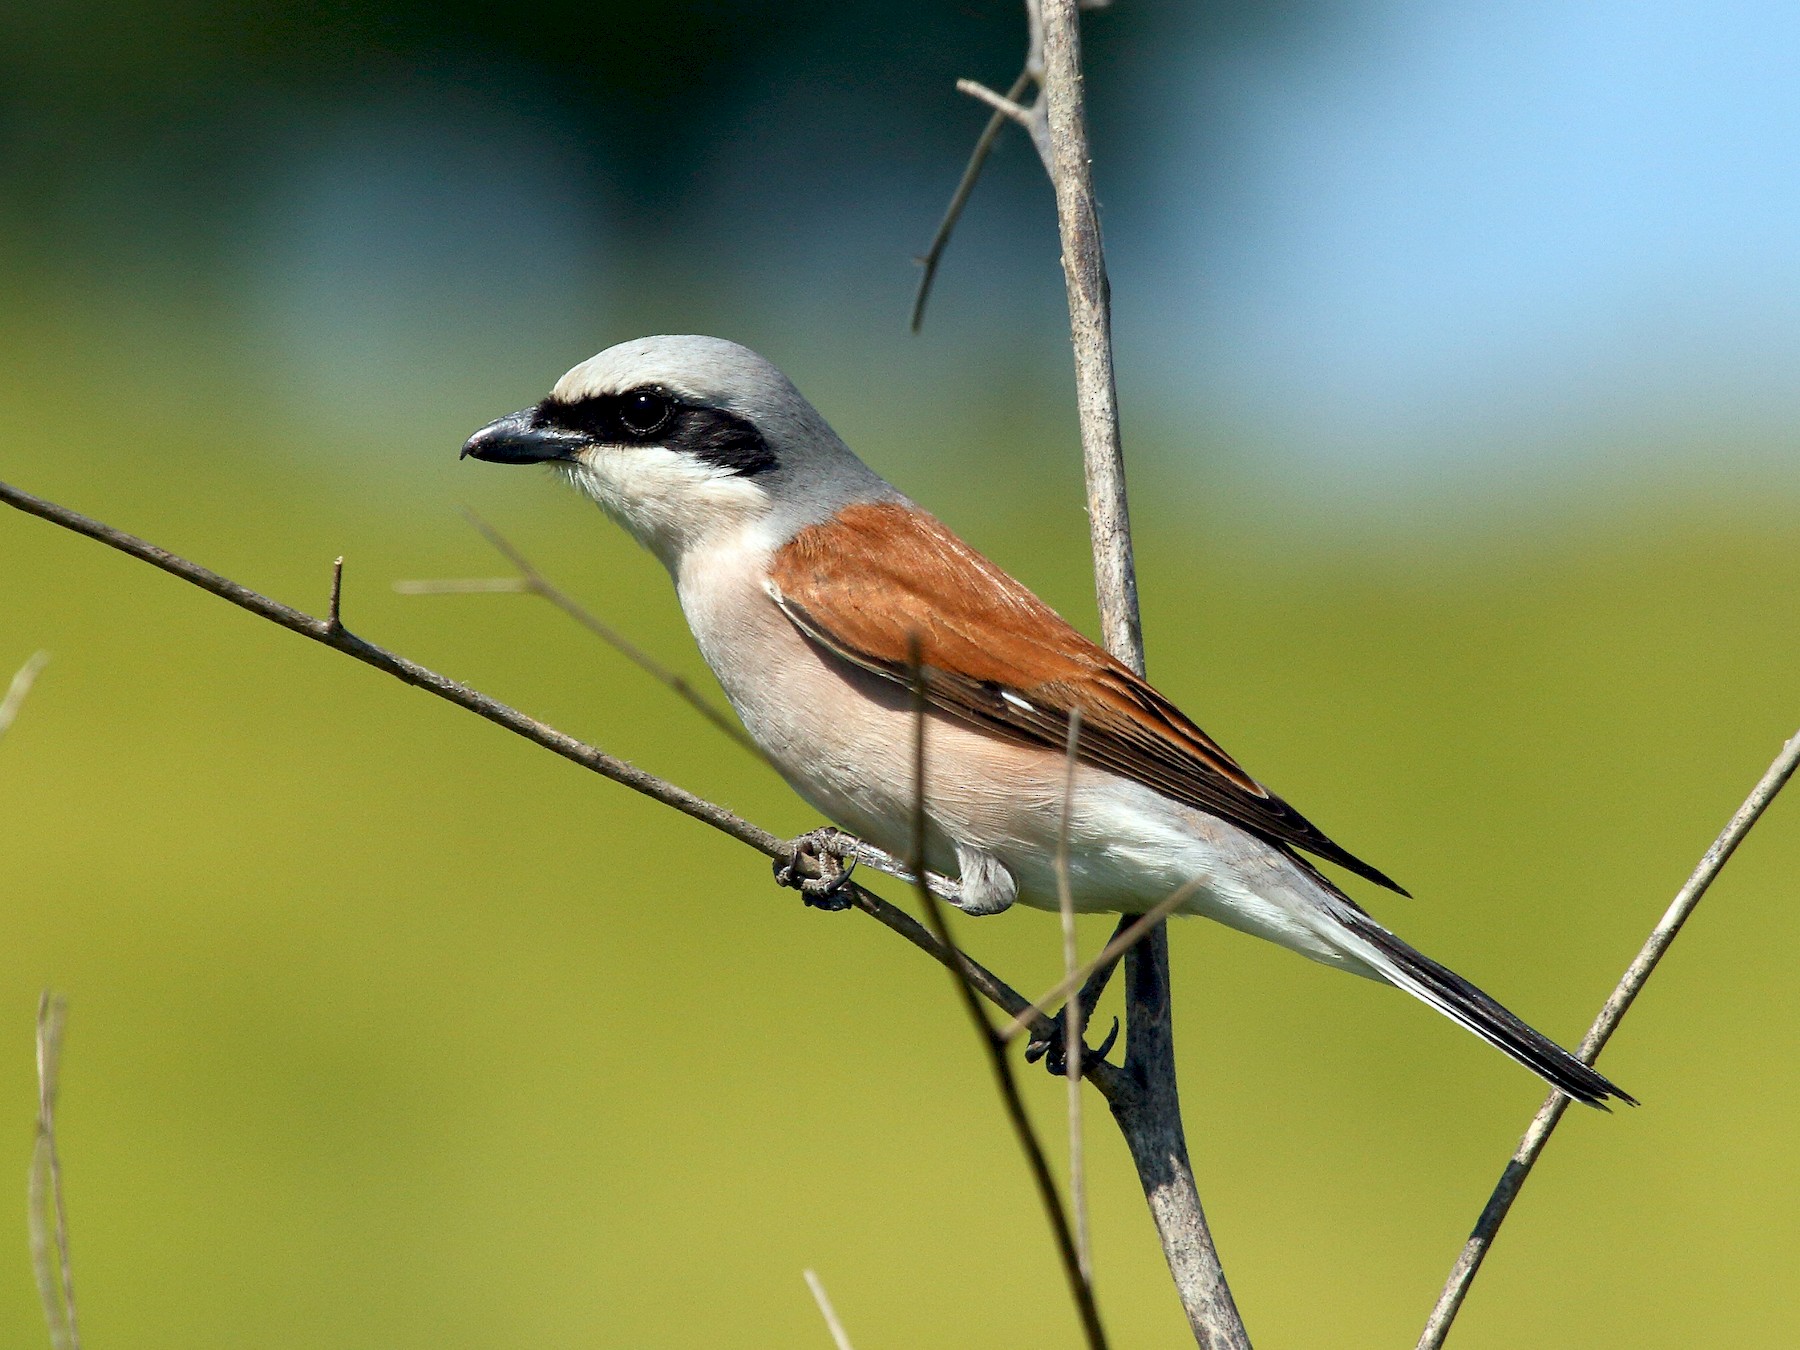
left=327, top=557, right=345, bottom=634
left=956, top=79, right=1036, bottom=129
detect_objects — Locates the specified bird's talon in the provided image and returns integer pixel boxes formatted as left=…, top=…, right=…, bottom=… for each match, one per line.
left=773, top=827, right=858, bottom=910
left=1025, top=1013, right=1120, bottom=1076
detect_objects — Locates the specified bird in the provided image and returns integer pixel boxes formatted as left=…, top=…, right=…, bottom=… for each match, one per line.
left=461, top=334, right=1632, bottom=1108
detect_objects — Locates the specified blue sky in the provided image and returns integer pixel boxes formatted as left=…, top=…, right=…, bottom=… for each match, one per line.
left=236, top=0, right=1800, bottom=499
left=1131, top=0, right=1800, bottom=484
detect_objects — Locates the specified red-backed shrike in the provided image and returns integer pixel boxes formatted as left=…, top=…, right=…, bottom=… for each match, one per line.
left=463, top=334, right=1630, bottom=1107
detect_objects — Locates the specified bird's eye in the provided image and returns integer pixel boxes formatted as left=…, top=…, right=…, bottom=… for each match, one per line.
left=619, top=389, right=673, bottom=437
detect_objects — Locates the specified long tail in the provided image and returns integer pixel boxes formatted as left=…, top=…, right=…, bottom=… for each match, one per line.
left=1335, top=909, right=1636, bottom=1109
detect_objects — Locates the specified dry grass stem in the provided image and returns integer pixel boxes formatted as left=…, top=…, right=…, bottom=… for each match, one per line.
left=392, top=577, right=529, bottom=595
left=30, top=992, right=79, bottom=1350
left=1056, top=711, right=1092, bottom=1281
left=997, top=881, right=1199, bottom=1046
left=1417, top=726, right=1800, bottom=1349
left=905, top=643, right=1108, bottom=1350
left=0, top=650, right=50, bottom=746
left=802, top=1270, right=856, bottom=1350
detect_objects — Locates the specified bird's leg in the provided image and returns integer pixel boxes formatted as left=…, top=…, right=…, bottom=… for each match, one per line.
left=1025, top=913, right=1132, bottom=1074
left=772, top=826, right=859, bottom=910
left=953, top=843, right=1018, bottom=916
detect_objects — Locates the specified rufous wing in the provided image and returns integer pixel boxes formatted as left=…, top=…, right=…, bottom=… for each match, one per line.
left=766, top=501, right=1407, bottom=895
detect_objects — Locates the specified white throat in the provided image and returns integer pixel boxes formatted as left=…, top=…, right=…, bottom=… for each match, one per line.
left=560, top=445, right=769, bottom=573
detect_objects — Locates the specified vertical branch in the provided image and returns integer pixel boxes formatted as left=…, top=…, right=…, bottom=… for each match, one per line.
left=1417, top=726, right=1800, bottom=1349
left=1036, top=2, right=1249, bottom=1344
left=1038, top=0, right=1140, bottom=670
left=905, top=641, right=1109, bottom=1350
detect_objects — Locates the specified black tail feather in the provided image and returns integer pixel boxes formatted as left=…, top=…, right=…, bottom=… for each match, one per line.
left=1341, top=911, right=1636, bottom=1109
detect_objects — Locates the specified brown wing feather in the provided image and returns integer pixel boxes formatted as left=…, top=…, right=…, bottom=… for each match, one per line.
left=768, top=502, right=1407, bottom=895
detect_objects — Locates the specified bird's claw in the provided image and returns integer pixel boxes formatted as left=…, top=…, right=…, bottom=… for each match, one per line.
left=1024, top=1013, right=1120, bottom=1077
left=773, top=827, right=858, bottom=910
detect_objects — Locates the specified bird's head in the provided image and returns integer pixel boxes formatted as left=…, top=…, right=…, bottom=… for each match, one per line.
left=462, top=335, right=892, bottom=570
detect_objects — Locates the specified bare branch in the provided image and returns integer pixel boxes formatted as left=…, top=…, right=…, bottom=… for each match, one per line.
left=1038, top=5, right=1137, bottom=670
left=1033, top=0, right=1249, bottom=1342
left=1418, top=726, right=1800, bottom=1349
left=905, top=641, right=1108, bottom=1350
left=1, top=476, right=786, bottom=850
left=1056, top=711, right=1093, bottom=1282
left=926, top=2, right=1241, bottom=1339
left=31, top=991, right=80, bottom=1350
left=0, top=478, right=1115, bottom=1096
left=2, top=477, right=1120, bottom=1109
left=998, top=880, right=1200, bottom=1046
left=802, top=1269, right=856, bottom=1350
left=0, top=650, right=51, bottom=747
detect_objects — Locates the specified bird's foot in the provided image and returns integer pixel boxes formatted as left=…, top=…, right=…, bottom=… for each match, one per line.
left=1024, top=1011, right=1121, bottom=1077
left=773, top=827, right=859, bottom=910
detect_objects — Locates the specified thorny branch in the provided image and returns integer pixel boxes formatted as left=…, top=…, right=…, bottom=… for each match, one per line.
left=395, top=518, right=982, bottom=903
left=905, top=645, right=1108, bottom=1350
left=1417, top=727, right=1800, bottom=1349
left=0, top=475, right=1129, bottom=1098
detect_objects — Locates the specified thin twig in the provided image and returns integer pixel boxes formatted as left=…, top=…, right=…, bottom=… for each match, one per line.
left=0, top=650, right=51, bottom=746
left=905, top=640, right=1108, bottom=1350
left=802, top=1269, right=857, bottom=1350
left=31, top=991, right=79, bottom=1350
left=911, top=69, right=1035, bottom=333
left=911, top=0, right=1084, bottom=333
left=393, top=578, right=529, bottom=595
left=1417, top=726, right=1800, bottom=1349
left=955, top=77, right=1037, bottom=130
left=395, top=512, right=767, bottom=763
left=0, top=477, right=1116, bottom=1103
left=1056, top=709, right=1092, bottom=1281
left=998, top=881, right=1200, bottom=1046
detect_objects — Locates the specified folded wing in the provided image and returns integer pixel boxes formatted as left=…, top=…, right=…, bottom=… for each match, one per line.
left=767, top=501, right=1407, bottom=895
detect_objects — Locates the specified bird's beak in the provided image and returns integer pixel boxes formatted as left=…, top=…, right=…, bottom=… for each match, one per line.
left=461, top=409, right=588, bottom=464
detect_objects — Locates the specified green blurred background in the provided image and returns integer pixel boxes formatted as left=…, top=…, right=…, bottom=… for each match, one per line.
left=3, top=1, right=1799, bottom=1346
